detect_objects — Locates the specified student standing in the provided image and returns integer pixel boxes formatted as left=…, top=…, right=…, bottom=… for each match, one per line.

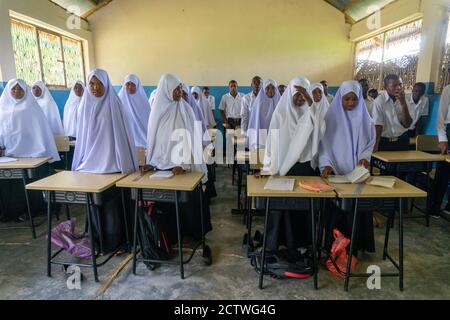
left=320, top=80, right=376, bottom=253
left=118, top=74, right=151, bottom=148
left=278, top=84, right=287, bottom=96
left=262, top=77, right=326, bottom=254
left=359, top=79, right=374, bottom=117
left=247, top=79, right=280, bottom=150
left=0, top=79, right=60, bottom=221
left=146, top=74, right=212, bottom=240
left=372, top=75, right=413, bottom=152
left=407, top=82, right=429, bottom=137
left=32, top=81, right=65, bottom=136
left=203, top=87, right=216, bottom=112
left=320, top=80, right=334, bottom=104
left=63, top=81, right=85, bottom=139
left=219, top=80, right=244, bottom=129
left=192, top=86, right=217, bottom=128
left=240, top=76, right=262, bottom=134
left=73, top=69, right=138, bottom=253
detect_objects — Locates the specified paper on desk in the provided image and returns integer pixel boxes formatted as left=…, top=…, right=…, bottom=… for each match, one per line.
left=0, top=157, right=18, bottom=164
left=328, top=166, right=370, bottom=184
left=367, top=177, right=396, bottom=189
left=150, top=171, right=174, bottom=179
left=264, top=177, right=295, bottom=191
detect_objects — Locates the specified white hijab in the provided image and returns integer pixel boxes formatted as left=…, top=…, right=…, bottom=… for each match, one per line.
left=118, top=74, right=151, bottom=147
left=263, top=77, right=326, bottom=176
left=32, top=81, right=64, bottom=136
left=72, top=69, right=138, bottom=174
left=63, top=81, right=85, bottom=138
left=247, top=79, right=281, bottom=150
left=146, top=74, right=208, bottom=182
left=319, top=80, right=376, bottom=175
left=192, top=86, right=217, bottom=128
left=0, top=79, right=60, bottom=162
left=149, top=89, right=157, bottom=108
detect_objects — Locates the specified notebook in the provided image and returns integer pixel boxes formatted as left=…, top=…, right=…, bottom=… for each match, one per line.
left=298, top=180, right=336, bottom=193
left=264, top=177, right=296, bottom=191
left=328, top=166, right=370, bottom=184
left=0, top=157, right=18, bottom=164
left=150, top=171, right=174, bottom=180
left=366, top=177, right=396, bottom=189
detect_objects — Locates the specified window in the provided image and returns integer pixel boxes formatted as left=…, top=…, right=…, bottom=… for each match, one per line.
left=438, top=14, right=450, bottom=92
left=10, top=18, right=85, bottom=88
left=354, top=20, right=423, bottom=90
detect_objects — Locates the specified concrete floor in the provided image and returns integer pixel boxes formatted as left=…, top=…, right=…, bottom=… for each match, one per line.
left=0, top=166, right=449, bottom=300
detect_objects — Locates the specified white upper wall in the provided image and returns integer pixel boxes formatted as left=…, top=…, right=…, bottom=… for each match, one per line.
left=0, top=0, right=95, bottom=83
left=89, top=0, right=353, bottom=86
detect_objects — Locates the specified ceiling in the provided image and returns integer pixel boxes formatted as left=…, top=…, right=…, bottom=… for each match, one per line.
left=49, top=0, right=397, bottom=23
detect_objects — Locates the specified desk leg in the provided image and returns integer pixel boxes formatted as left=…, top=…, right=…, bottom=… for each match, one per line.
left=310, top=199, right=318, bottom=290
left=399, top=198, right=404, bottom=291
left=92, top=201, right=104, bottom=254
left=121, top=189, right=131, bottom=252
left=132, top=189, right=140, bottom=275
left=175, top=191, right=184, bottom=280
left=199, top=183, right=205, bottom=251
left=237, top=165, right=242, bottom=213
left=22, top=170, right=36, bottom=239
left=86, top=193, right=99, bottom=282
left=247, top=196, right=253, bottom=256
left=47, top=191, right=52, bottom=277
left=243, top=165, right=250, bottom=225
left=344, top=199, right=359, bottom=292
left=259, top=198, right=270, bottom=290
left=383, top=211, right=395, bottom=261
left=426, top=163, right=431, bottom=227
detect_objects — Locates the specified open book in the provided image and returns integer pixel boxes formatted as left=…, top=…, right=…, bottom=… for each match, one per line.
left=366, top=177, right=396, bottom=189
left=150, top=171, right=174, bottom=180
left=328, top=166, right=370, bottom=184
left=0, top=157, right=18, bottom=164
left=264, top=177, right=296, bottom=191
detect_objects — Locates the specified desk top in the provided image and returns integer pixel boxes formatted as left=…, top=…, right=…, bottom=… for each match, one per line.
left=116, top=171, right=204, bottom=191
left=333, top=177, right=427, bottom=199
left=0, top=157, right=52, bottom=170
left=247, top=176, right=336, bottom=198
left=26, top=171, right=127, bottom=193
left=372, top=151, right=444, bottom=163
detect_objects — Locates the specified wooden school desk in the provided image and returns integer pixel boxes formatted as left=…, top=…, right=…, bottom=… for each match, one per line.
left=116, top=171, right=212, bottom=280
left=54, top=136, right=71, bottom=170
left=233, top=149, right=265, bottom=219
left=26, top=171, right=127, bottom=282
left=371, top=151, right=444, bottom=226
left=333, top=178, right=427, bottom=291
left=0, top=157, right=52, bottom=238
left=247, top=176, right=336, bottom=290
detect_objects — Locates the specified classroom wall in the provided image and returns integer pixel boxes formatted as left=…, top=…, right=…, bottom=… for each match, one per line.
left=88, top=0, right=353, bottom=87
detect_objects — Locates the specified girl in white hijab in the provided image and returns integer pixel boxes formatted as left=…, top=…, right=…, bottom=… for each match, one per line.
left=263, top=77, right=327, bottom=176
left=72, top=69, right=138, bottom=174
left=118, top=74, right=151, bottom=147
left=32, top=81, right=65, bottom=136
left=63, top=81, right=85, bottom=138
left=247, top=79, right=281, bottom=150
left=0, top=79, right=60, bottom=221
left=146, top=74, right=212, bottom=240
left=148, top=89, right=158, bottom=108
left=320, top=80, right=376, bottom=254
left=191, top=86, right=217, bottom=128
left=262, top=77, right=328, bottom=255
left=0, top=79, right=60, bottom=161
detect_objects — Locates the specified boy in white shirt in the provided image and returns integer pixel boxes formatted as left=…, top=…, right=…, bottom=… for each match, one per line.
left=372, top=74, right=413, bottom=152
left=359, top=79, right=374, bottom=117
left=220, top=80, right=244, bottom=130
left=240, top=76, right=262, bottom=134
left=320, top=80, right=334, bottom=104
left=407, top=82, right=429, bottom=137
left=203, top=87, right=216, bottom=111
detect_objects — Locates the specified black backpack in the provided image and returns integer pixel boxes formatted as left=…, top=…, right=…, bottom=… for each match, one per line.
left=137, top=202, right=171, bottom=270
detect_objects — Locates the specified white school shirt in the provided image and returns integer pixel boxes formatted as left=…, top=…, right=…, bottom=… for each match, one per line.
left=326, top=94, right=334, bottom=104
left=372, top=91, right=413, bottom=139
left=240, top=92, right=258, bottom=133
left=207, top=95, right=216, bottom=110
left=365, top=97, right=374, bottom=117
left=219, top=92, right=244, bottom=119
left=407, top=94, right=429, bottom=130
left=437, top=85, right=450, bottom=142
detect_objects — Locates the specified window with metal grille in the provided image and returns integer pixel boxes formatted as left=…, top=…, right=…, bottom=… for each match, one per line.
left=438, top=14, right=450, bottom=93
left=10, top=18, right=85, bottom=88
left=354, top=19, right=423, bottom=90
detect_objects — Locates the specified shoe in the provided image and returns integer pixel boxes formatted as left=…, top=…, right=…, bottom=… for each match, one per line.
left=430, top=213, right=441, bottom=219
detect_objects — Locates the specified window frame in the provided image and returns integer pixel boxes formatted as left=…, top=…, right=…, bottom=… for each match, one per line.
left=353, top=18, right=423, bottom=90
left=10, top=17, right=86, bottom=89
